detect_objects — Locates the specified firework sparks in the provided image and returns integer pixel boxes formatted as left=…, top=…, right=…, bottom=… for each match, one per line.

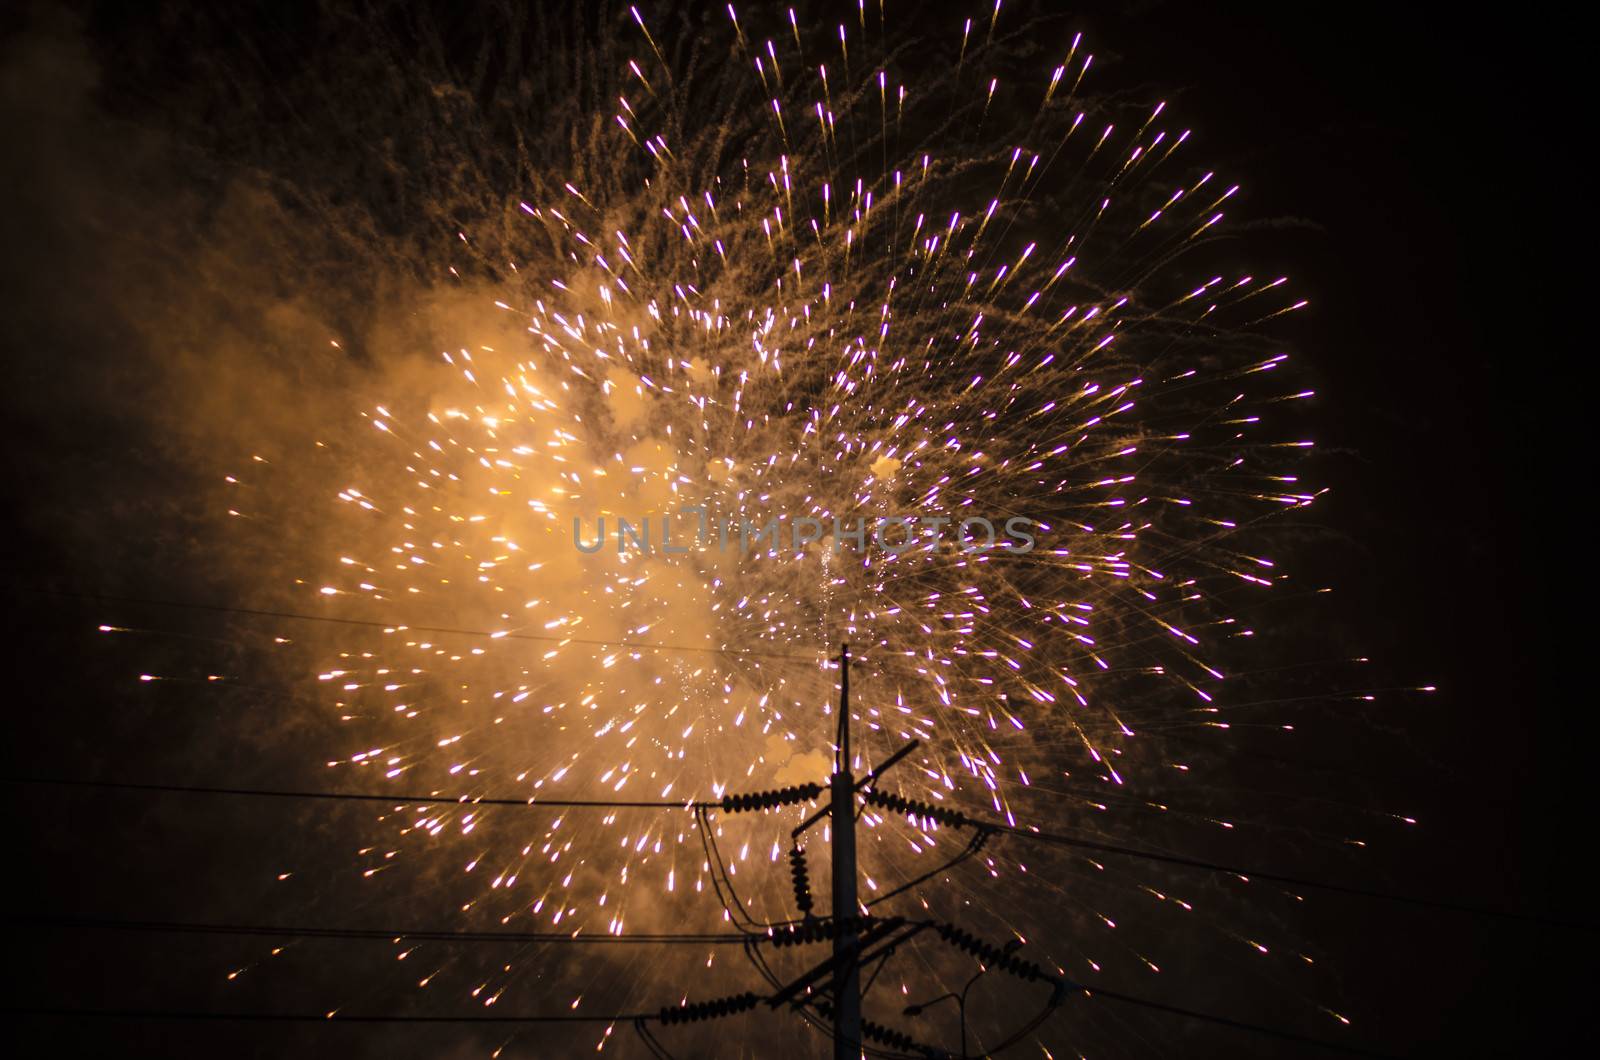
left=207, top=3, right=1336, bottom=1050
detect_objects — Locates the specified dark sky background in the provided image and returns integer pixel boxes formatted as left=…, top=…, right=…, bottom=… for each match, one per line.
left=1, top=1, right=1583, bottom=1056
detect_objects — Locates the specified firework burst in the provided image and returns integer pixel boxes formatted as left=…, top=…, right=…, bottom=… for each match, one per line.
left=208, top=2, right=1336, bottom=1052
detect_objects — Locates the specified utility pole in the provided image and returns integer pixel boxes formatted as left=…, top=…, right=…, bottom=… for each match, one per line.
left=830, top=643, right=861, bottom=1059
left=735, top=646, right=1059, bottom=1056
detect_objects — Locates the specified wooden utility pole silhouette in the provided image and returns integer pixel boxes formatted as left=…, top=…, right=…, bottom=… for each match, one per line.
left=830, top=643, right=862, bottom=1058
left=733, top=645, right=1053, bottom=1056
left=764, top=644, right=923, bottom=1052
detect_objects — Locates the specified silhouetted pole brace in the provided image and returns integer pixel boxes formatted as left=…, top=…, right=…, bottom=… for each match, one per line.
left=831, top=643, right=861, bottom=1059
left=745, top=648, right=1056, bottom=1056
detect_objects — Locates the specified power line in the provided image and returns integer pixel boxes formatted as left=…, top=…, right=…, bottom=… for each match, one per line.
left=10, top=790, right=1417, bottom=1054
left=4, top=776, right=710, bottom=810
left=0, top=574, right=1511, bottom=1058
left=1068, top=985, right=1395, bottom=1058
left=15, top=585, right=827, bottom=662
left=3, top=986, right=1393, bottom=1056
left=5, top=1006, right=651, bottom=1024
left=9, top=775, right=1584, bottom=927
left=11, top=911, right=1400, bottom=1057
left=0, top=912, right=1431, bottom=1053
left=18, top=913, right=754, bottom=945
left=988, top=822, right=1595, bottom=929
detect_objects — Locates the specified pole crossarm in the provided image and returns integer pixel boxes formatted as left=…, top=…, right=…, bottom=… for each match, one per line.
left=791, top=738, right=923, bottom=839
left=766, top=918, right=924, bottom=1011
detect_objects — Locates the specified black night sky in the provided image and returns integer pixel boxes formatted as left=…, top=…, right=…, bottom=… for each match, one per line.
left=1, top=2, right=1584, bottom=1057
